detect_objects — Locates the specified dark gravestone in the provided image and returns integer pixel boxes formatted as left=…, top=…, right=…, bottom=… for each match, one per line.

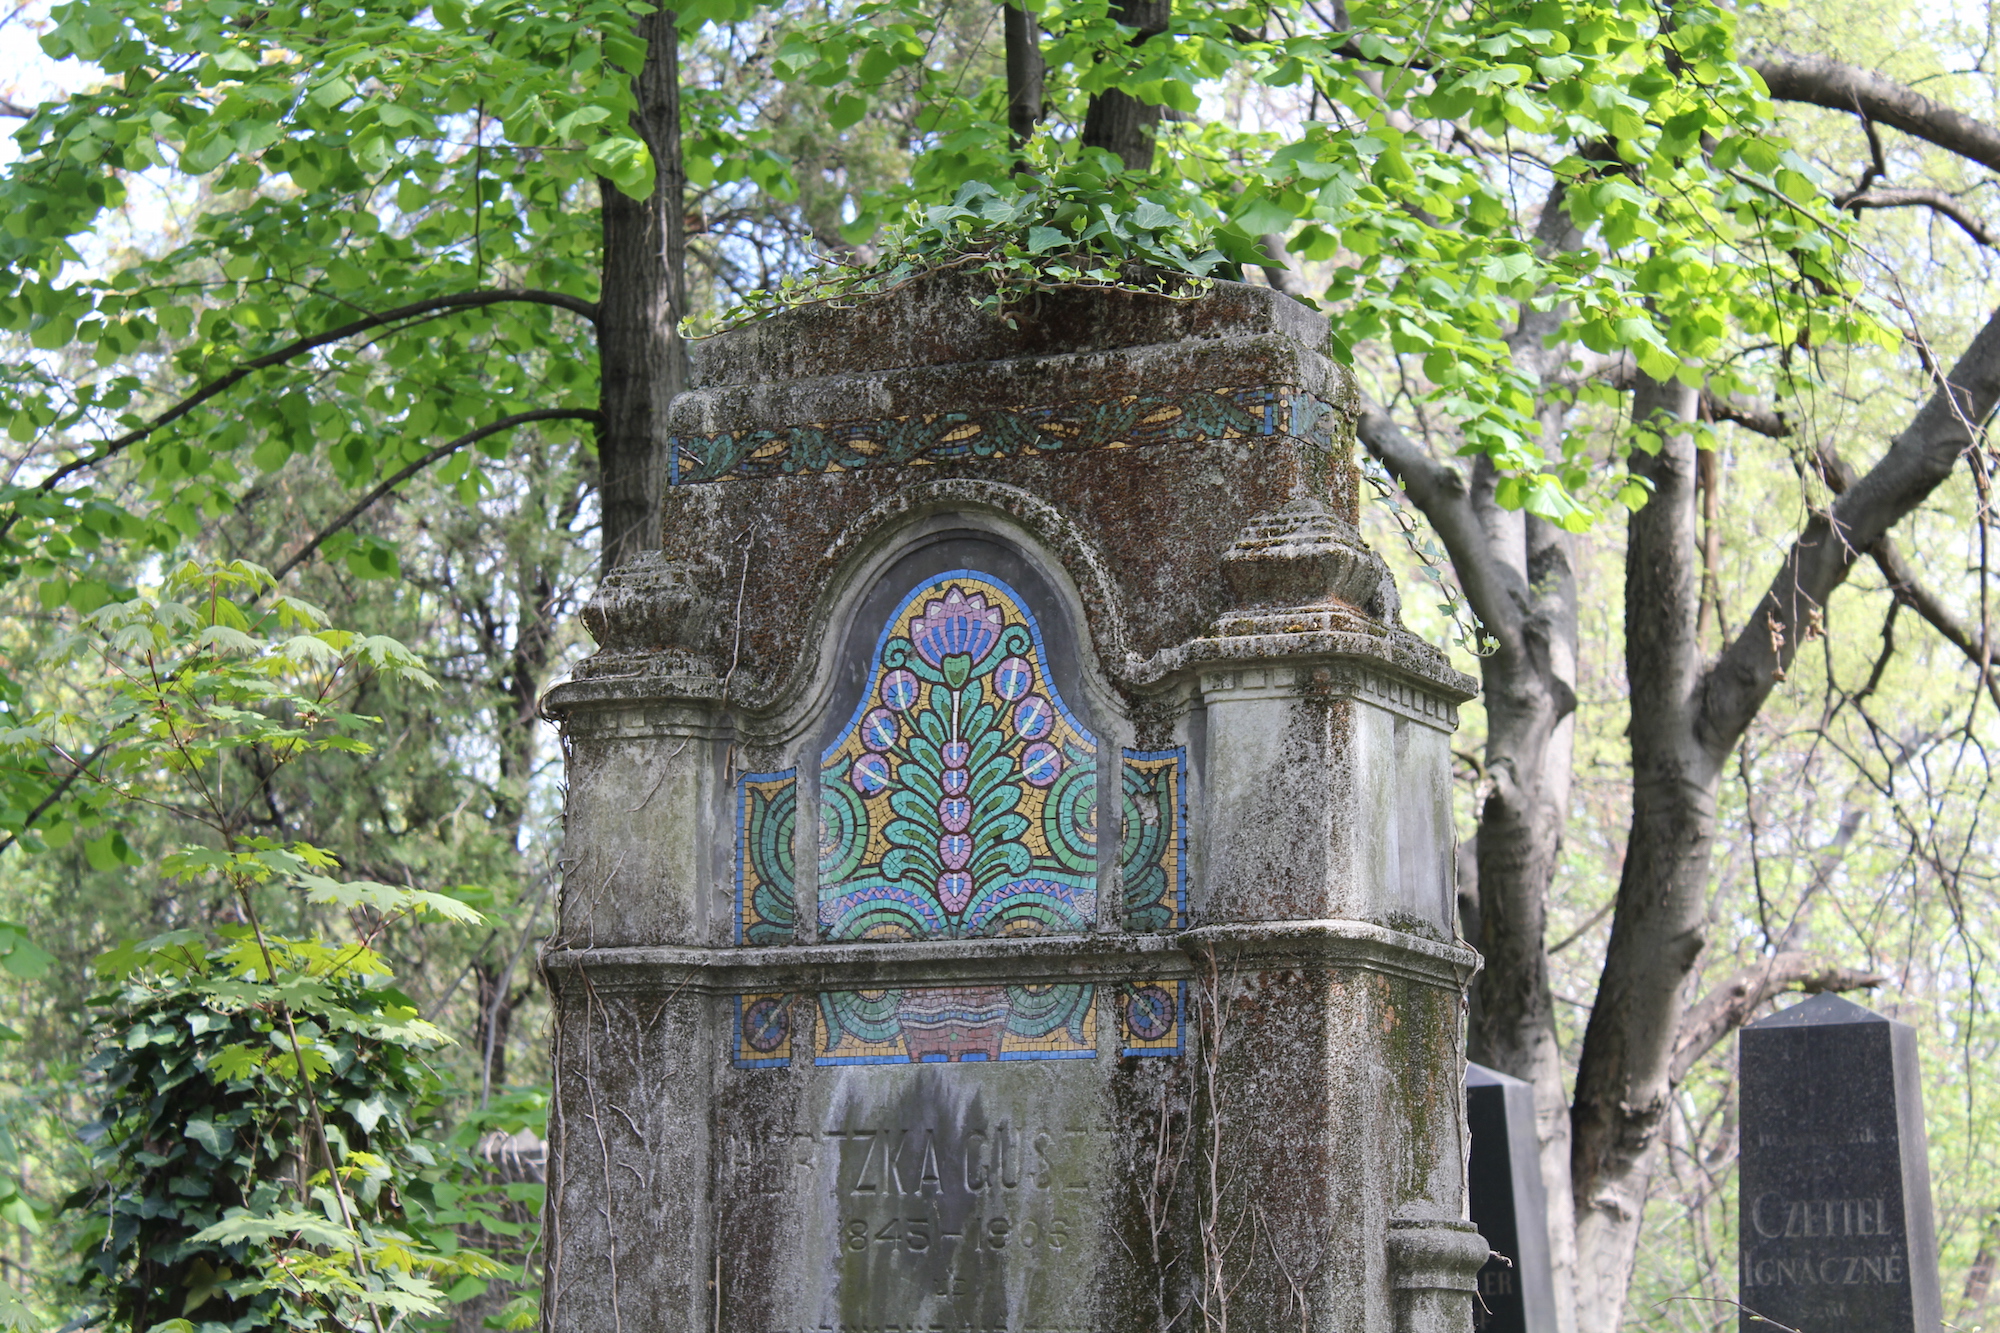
left=1465, top=1063, right=1557, bottom=1332
left=1739, top=993, right=1943, bottom=1332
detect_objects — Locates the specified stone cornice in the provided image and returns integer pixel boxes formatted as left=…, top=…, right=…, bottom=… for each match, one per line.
left=541, top=918, right=1480, bottom=996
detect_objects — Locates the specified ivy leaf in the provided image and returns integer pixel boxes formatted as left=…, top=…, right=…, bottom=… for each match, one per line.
left=1025, top=226, right=1068, bottom=254
left=185, top=1118, right=235, bottom=1158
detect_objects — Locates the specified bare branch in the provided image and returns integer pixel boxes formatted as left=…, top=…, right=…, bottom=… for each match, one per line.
left=1753, top=49, right=2000, bottom=173
left=1698, top=301, right=2000, bottom=753
left=1670, top=952, right=1886, bottom=1083
left=1355, top=398, right=1527, bottom=651
left=0, top=98, right=29, bottom=118
left=271, top=408, right=602, bottom=582
left=10, top=288, right=599, bottom=507
left=1872, top=537, right=2000, bottom=707
left=1842, top=187, right=1996, bottom=248
left=1809, top=440, right=2000, bottom=706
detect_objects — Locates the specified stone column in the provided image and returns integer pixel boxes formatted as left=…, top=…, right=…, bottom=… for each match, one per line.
left=541, top=273, right=1483, bottom=1333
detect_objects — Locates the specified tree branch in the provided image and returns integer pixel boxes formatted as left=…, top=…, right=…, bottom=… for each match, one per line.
left=1843, top=187, right=1996, bottom=248
left=17, top=288, right=599, bottom=502
left=1670, top=952, right=1886, bottom=1083
left=1697, top=301, right=2000, bottom=753
left=1871, top=536, right=2000, bottom=707
left=271, top=408, right=602, bottom=582
left=1752, top=49, right=2000, bottom=174
left=1355, top=398, right=1527, bottom=651
left=1597, top=358, right=1792, bottom=437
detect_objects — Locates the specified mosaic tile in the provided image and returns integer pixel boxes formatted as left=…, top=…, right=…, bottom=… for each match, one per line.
left=733, top=992, right=793, bottom=1068
left=668, top=385, right=1336, bottom=484
left=815, top=984, right=1097, bottom=1065
left=1116, top=981, right=1186, bottom=1058
left=1120, top=748, right=1187, bottom=932
left=735, top=769, right=797, bottom=945
left=819, top=571, right=1097, bottom=943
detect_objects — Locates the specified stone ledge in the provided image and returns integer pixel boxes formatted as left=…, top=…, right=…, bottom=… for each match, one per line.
left=541, top=918, right=1479, bottom=996
left=542, top=628, right=1478, bottom=727
left=666, top=335, right=1345, bottom=487
left=689, top=272, right=1337, bottom=386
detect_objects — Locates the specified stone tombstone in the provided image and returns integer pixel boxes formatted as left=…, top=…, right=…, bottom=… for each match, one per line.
left=1463, top=1064, right=1555, bottom=1332
left=1738, top=993, right=1943, bottom=1333
left=540, top=273, right=1485, bottom=1333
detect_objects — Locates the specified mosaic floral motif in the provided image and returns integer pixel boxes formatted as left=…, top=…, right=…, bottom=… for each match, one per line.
left=1120, top=748, right=1187, bottom=932
left=819, top=571, right=1097, bottom=942
left=733, top=993, right=793, bottom=1068
left=669, top=386, right=1336, bottom=484
left=1116, top=981, right=1186, bottom=1057
left=816, top=984, right=1096, bottom=1065
left=735, top=770, right=797, bottom=945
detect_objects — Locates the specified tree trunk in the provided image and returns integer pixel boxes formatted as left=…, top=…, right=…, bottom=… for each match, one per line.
left=1079, top=0, right=1167, bottom=171
left=1569, top=374, right=1714, bottom=1332
left=1003, top=2, right=1043, bottom=150
left=1461, top=481, right=1582, bottom=1333
left=597, top=4, right=686, bottom=580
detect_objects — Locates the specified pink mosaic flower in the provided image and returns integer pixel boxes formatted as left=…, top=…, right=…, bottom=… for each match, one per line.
left=909, top=586, right=1004, bottom=669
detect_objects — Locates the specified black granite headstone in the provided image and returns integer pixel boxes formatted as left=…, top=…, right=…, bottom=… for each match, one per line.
left=1466, top=1062, right=1558, bottom=1332
left=1739, top=993, right=1943, bottom=1332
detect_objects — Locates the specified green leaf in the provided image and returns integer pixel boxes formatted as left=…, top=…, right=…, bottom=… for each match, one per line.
left=827, top=93, right=868, bottom=131
left=1229, top=192, right=1297, bottom=236
left=588, top=134, right=655, bottom=199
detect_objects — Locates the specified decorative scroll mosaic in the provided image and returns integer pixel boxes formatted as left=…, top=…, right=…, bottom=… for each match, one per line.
left=733, top=993, right=793, bottom=1069
left=1120, top=748, right=1187, bottom=932
left=820, top=571, right=1097, bottom=943
left=735, top=769, right=797, bottom=945
left=669, top=386, right=1337, bottom=484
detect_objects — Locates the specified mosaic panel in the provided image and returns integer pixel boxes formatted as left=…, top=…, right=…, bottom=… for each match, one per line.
left=819, top=571, right=1097, bottom=943
left=735, top=769, right=797, bottom=945
left=669, top=385, right=1337, bottom=484
left=1115, top=981, right=1186, bottom=1058
left=1119, top=748, right=1187, bottom=933
left=815, top=984, right=1097, bottom=1065
left=733, top=993, right=793, bottom=1068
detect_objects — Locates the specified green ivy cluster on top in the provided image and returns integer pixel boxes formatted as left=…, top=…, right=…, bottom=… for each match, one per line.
left=714, top=150, right=1235, bottom=330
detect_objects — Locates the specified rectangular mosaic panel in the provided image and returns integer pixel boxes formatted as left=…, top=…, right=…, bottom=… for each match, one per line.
left=733, top=993, right=794, bottom=1069
left=1115, top=980, right=1186, bottom=1058
left=815, top=985, right=1097, bottom=1065
left=670, top=385, right=1337, bottom=484
left=819, top=572, right=1097, bottom=943
left=735, top=769, right=797, bottom=945
left=1120, top=748, right=1187, bottom=932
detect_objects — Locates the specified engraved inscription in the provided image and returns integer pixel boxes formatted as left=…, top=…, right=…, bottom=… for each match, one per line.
left=718, top=1103, right=1107, bottom=1333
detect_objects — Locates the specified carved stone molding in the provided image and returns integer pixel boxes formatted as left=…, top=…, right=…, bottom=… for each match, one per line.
left=571, top=551, right=721, bottom=683
left=1222, top=499, right=1389, bottom=613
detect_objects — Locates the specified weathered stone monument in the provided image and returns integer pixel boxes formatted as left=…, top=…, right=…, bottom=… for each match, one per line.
left=1464, top=1064, right=1555, bottom=1332
left=1739, top=993, right=1943, bottom=1332
left=540, top=274, right=1484, bottom=1333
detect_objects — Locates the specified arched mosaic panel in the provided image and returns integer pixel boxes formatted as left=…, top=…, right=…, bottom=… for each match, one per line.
left=818, top=571, right=1098, bottom=943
